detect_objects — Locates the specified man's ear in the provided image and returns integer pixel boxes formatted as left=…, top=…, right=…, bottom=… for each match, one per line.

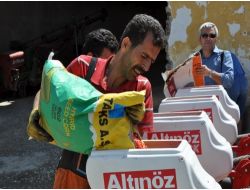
left=121, top=37, right=132, bottom=50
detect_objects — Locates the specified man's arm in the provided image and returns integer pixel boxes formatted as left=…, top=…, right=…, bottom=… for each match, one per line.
left=207, top=67, right=222, bottom=85
left=195, top=51, right=234, bottom=88
left=220, top=51, right=234, bottom=89
left=33, top=90, right=40, bottom=110
left=27, top=90, right=53, bottom=142
left=195, top=63, right=222, bottom=85
left=136, top=78, right=154, bottom=135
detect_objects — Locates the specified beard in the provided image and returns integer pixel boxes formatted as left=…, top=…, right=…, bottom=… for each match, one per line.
left=127, top=64, right=145, bottom=81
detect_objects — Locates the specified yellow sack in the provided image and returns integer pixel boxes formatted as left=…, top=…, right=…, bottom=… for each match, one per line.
left=92, top=91, right=145, bottom=150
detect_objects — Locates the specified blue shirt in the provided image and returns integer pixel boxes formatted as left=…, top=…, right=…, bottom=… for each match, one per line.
left=231, top=52, right=245, bottom=76
left=201, top=46, right=234, bottom=89
left=227, top=52, right=248, bottom=116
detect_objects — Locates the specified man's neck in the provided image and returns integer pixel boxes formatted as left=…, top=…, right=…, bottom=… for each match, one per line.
left=202, top=49, right=212, bottom=58
left=105, top=55, right=126, bottom=90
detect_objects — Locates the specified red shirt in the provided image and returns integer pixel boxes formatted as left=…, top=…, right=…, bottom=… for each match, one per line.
left=67, top=55, right=154, bottom=134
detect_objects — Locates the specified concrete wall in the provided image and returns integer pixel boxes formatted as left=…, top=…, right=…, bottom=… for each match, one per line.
left=0, top=2, right=167, bottom=53
left=168, top=1, right=250, bottom=100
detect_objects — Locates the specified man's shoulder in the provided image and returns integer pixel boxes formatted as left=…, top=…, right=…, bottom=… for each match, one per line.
left=67, top=55, right=108, bottom=76
left=77, top=55, right=106, bottom=64
left=215, top=47, right=231, bottom=55
left=219, top=50, right=233, bottom=60
left=76, top=55, right=91, bottom=65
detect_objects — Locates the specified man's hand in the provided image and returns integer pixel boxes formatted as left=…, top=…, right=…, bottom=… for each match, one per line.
left=27, top=109, right=53, bottom=142
left=125, top=103, right=145, bottom=125
left=195, top=65, right=211, bottom=77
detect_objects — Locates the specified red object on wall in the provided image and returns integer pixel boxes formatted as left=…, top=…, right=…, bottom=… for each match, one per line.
left=0, top=51, right=25, bottom=94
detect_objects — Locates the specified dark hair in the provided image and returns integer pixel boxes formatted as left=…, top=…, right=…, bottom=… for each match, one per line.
left=120, top=14, right=166, bottom=48
left=82, top=28, right=119, bottom=56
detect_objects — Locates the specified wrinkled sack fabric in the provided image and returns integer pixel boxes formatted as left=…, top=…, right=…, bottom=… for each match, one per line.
left=37, top=60, right=145, bottom=154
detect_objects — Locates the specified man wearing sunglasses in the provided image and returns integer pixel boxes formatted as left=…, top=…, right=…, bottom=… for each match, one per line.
left=195, top=22, right=234, bottom=90
left=194, top=22, right=249, bottom=133
left=193, top=22, right=250, bottom=188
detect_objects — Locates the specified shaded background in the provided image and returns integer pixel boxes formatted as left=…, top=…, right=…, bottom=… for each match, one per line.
left=0, top=2, right=170, bottom=188
left=0, top=1, right=171, bottom=110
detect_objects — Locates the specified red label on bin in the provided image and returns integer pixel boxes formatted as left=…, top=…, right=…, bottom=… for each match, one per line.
left=177, top=108, right=213, bottom=122
left=203, top=108, right=213, bottom=122
left=104, top=169, right=177, bottom=189
left=167, top=77, right=177, bottom=97
left=146, top=130, right=202, bottom=155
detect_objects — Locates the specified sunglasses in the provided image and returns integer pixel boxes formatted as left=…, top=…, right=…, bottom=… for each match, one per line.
left=201, top=33, right=216, bottom=39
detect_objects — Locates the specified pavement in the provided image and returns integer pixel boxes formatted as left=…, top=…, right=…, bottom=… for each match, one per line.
left=0, top=96, right=61, bottom=188
left=1, top=89, right=250, bottom=188
left=0, top=84, right=164, bottom=189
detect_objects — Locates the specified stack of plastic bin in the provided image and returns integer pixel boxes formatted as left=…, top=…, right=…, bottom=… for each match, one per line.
left=86, top=140, right=221, bottom=189
left=143, top=111, right=233, bottom=182
left=158, top=95, right=238, bottom=145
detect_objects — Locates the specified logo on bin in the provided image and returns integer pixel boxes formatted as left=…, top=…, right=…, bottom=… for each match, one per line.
left=202, top=108, right=213, bottom=122
left=180, top=108, right=213, bottom=122
left=144, top=130, right=202, bottom=155
left=104, top=169, right=177, bottom=189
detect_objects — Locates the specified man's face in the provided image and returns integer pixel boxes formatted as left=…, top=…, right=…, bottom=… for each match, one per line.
left=199, top=27, right=217, bottom=52
left=123, top=33, right=161, bottom=81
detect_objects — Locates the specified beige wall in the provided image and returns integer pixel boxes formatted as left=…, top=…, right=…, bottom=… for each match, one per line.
left=168, top=1, right=250, bottom=99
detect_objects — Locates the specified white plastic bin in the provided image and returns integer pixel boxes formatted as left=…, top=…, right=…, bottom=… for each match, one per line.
left=86, top=140, right=221, bottom=189
left=144, top=111, right=233, bottom=181
left=158, top=95, right=238, bottom=144
left=174, top=85, right=240, bottom=123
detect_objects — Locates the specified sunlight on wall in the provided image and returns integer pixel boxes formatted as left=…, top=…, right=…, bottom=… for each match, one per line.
left=168, top=1, right=250, bottom=99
